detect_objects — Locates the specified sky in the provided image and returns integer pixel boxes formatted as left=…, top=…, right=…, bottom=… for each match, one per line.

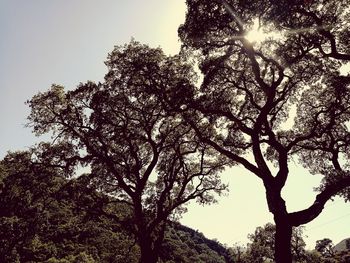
left=1, top=0, right=350, bottom=250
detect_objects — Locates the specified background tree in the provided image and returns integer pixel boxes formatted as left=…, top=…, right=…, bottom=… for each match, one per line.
left=314, top=237, right=350, bottom=263
left=303, top=250, right=324, bottom=263
left=27, top=41, right=228, bottom=263
left=178, top=0, right=350, bottom=262
left=244, top=223, right=306, bottom=262
left=227, top=243, right=247, bottom=263
left=246, top=223, right=276, bottom=262
left=315, top=238, right=336, bottom=259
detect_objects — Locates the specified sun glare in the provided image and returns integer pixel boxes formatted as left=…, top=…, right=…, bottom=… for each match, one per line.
left=245, top=29, right=266, bottom=43
left=244, top=18, right=281, bottom=44
left=245, top=19, right=267, bottom=43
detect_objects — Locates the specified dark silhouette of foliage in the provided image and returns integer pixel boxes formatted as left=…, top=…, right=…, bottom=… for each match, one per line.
left=161, top=222, right=233, bottom=263
left=0, top=151, right=139, bottom=262
left=178, top=0, right=350, bottom=262
left=227, top=223, right=308, bottom=263
left=245, top=223, right=306, bottom=262
left=0, top=151, right=232, bottom=263
left=316, top=238, right=336, bottom=258
left=315, top=238, right=350, bottom=263
left=26, top=41, right=228, bottom=263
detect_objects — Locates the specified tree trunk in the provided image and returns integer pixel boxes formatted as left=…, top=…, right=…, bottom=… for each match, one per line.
left=139, top=236, right=158, bottom=263
left=274, top=217, right=293, bottom=263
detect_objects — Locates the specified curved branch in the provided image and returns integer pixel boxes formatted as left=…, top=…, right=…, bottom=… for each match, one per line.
left=297, top=9, right=350, bottom=61
left=186, top=118, right=263, bottom=178
left=289, top=175, right=350, bottom=226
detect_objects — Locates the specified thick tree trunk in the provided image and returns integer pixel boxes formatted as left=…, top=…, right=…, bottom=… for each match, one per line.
left=274, top=217, right=293, bottom=263
left=265, top=183, right=293, bottom=263
left=139, top=236, right=159, bottom=263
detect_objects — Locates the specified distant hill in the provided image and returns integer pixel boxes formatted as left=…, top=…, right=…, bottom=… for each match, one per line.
left=334, top=238, right=350, bottom=252
left=161, top=222, right=232, bottom=263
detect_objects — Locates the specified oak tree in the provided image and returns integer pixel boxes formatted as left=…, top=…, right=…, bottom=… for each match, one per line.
left=27, top=41, right=227, bottom=263
left=178, top=0, right=350, bottom=262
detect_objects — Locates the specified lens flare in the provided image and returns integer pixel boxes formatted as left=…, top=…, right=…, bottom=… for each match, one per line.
left=245, top=20, right=266, bottom=43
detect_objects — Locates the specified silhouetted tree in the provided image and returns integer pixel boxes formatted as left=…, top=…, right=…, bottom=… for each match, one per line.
left=178, top=0, right=350, bottom=262
left=1, top=151, right=233, bottom=262
left=27, top=41, right=228, bottom=263
left=228, top=244, right=247, bottom=263
left=316, top=238, right=336, bottom=258
left=245, top=223, right=306, bottom=262
left=246, top=223, right=276, bottom=262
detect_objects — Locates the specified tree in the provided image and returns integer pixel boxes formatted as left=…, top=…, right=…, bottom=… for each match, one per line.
left=246, top=223, right=276, bottom=262
left=1, top=150, right=234, bottom=263
left=315, top=238, right=336, bottom=258
left=227, top=243, right=246, bottom=263
left=304, top=250, right=323, bottom=263
left=314, top=238, right=350, bottom=263
left=177, top=0, right=350, bottom=262
left=245, top=223, right=306, bottom=262
left=26, top=41, right=228, bottom=263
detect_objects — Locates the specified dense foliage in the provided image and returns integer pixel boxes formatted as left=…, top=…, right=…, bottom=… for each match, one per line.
left=5, top=154, right=348, bottom=263
left=2, top=0, right=350, bottom=262
left=26, top=41, right=228, bottom=263
left=0, top=151, right=230, bottom=263
left=178, top=0, right=350, bottom=261
left=315, top=238, right=350, bottom=263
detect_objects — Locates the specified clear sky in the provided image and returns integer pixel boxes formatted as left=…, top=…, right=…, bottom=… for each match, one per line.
left=1, top=0, right=349, bottom=250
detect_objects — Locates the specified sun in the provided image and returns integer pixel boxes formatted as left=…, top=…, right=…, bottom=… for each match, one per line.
left=245, top=29, right=266, bottom=43
left=244, top=18, right=283, bottom=44
left=222, top=1, right=282, bottom=45
left=245, top=19, right=267, bottom=43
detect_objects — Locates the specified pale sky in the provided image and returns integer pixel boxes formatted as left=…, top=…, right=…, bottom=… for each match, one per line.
left=1, top=0, right=349, bottom=250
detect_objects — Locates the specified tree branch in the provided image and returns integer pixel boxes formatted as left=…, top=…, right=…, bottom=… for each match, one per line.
left=289, top=175, right=350, bottom=226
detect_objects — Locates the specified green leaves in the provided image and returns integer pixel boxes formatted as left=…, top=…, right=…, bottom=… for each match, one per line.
left=0, top=151, right=140, bottom=262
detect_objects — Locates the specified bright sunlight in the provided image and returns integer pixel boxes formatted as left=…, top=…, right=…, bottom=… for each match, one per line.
left=245, top=19, right=266, bottom=43
left=245, top=18, right=280, bottom=43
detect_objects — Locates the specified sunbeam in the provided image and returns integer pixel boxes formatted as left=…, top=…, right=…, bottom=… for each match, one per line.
left=221, top=0, right=244, bottom=29
left=221, top=0, right=330, bottom=45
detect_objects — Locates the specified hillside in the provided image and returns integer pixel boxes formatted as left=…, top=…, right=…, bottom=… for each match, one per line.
left=334, top=238, right=350, bottom=253
left=0, top=159, right=232, bottom=263
left=162, top=222, right=231, bottom=263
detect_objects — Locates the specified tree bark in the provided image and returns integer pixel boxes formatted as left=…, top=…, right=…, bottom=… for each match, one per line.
left=266, top=185, right=293, bottom=263
left=274, top=216, right=293, bottom=263
left=139, top=234, right=159, bottom=263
